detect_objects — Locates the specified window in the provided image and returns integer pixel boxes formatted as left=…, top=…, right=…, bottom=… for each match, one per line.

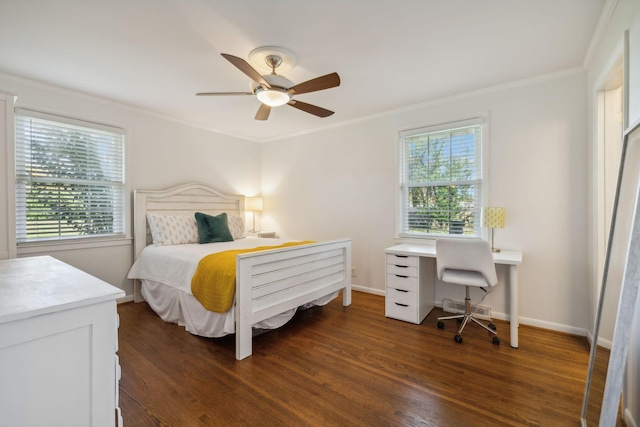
left=398, top=117, right=486, bottom=239
left=14, top=110, right=126, bottom=244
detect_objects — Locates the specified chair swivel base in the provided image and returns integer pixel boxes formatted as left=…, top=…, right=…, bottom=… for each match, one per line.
left=437, top=301, right=500, bottom=345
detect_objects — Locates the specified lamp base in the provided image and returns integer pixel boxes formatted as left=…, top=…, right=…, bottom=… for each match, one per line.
left=489, top=228, right=501, bottom=253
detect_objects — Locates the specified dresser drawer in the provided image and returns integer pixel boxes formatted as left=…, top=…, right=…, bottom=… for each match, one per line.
left=385, top=299, right=419, bottom=323
left=386, top=287, right=417, bottom=305
left=386, top=274, right=419, bottom=292
left=386, top=254, right=418, bottom=267
left=386, top=264, right=418, bottom=277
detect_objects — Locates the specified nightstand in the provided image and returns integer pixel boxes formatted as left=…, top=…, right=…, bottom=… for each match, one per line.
left=246, top=231, right=277, bottom=238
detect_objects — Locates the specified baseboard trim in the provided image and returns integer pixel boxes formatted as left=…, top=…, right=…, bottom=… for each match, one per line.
left=352, top=285, right=385, bottom=296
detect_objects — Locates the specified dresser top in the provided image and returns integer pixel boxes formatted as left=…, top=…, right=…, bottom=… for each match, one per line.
left=0, top=256, right=125, bottom=324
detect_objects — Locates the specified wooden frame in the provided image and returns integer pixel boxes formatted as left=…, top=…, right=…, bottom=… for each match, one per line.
left=132, top=182, right=352, bottom=360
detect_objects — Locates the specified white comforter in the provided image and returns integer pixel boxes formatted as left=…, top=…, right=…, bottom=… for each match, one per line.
left=127, top=238, right=336, bottom=337
left=128, top=237, right=291, bottom=294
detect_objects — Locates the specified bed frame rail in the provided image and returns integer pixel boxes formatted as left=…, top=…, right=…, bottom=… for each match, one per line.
left=235, top=238, right=351, bottom=360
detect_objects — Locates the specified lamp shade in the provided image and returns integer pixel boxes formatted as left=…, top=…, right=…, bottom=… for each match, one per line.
left=482, top=207, right=505, bottom=229
left=246, top=197, right=263, bottom=211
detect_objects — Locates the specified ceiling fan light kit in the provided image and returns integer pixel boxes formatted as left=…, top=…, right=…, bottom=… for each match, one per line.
left=196, top=46, right=340, bottom=120
left=255, top=88, right=291, bottom=107
left=251, top=73, right=294, bottom=107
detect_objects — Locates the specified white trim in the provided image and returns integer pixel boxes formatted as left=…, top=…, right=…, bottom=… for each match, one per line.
left=433, top=299, right=587, bottom=336
left=583, top=0, right=619, bottom=69
left=624, top=408, right=638, bottom=427
left=395, top=113, right=490, bottom=241
left=398, top=116, right=486, bottom=138
left=13, top=109, right=132, bottom=247
left=17, top=237, right=132, bottom=255
left=623, top=30, right=629, bottom=130
left=1, top=92, right=16, bottom=258
left=14, top=107, right=126, bottom=135
left=263, top=67, right=584, bottom=143
left=0, top=71, right=261, bottom=143
left=0, top=67, right=585, bottom=144
left=509, top=314, right=587, bottom=337
left=117, top=295, right=134, bottom=304
left=351, top=284, right=384, bottom=296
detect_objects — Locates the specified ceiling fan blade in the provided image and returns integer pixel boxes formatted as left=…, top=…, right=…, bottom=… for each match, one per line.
left=287, top=100, right=334, bottom=118
left=196, top=92, right=253, bottom=96
left=287, top=72, right=340, bottom=95
left=255, top=103, right=271, bottom=121
left=221, top=53, right=271, bottom=89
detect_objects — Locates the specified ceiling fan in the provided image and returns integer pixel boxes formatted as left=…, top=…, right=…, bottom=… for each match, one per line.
left=196, top=47, right=340, bottom=121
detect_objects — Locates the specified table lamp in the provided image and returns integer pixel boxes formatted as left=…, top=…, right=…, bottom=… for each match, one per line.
left=482, top=207, right=505, bottom=253
left=246, top=197, right=263, bottom=233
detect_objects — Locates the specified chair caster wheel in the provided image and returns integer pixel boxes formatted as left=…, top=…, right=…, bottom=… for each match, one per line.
left=437, top=321, right=445, bottom=329
left=492, top=336, right=500, bottom=345
left=488, top=323, right=497, bottom=331
left=454, top=335, right=463, bottom=343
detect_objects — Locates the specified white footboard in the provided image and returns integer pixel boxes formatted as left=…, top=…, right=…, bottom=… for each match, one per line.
left=235, top=238, right=352, bottom=360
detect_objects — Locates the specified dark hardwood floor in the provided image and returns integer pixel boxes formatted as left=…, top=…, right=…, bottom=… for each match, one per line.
left=118, top=291, right=594, bottom=426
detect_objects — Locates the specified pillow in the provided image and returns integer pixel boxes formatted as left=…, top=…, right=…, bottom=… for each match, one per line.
left=147, top=213, right=199, bottom=246
left=195, top=212, right=234, bottom=243
left=227, top=214, right=245, bottom=240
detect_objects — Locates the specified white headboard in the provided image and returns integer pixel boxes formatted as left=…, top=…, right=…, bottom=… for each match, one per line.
left=132, top=182, right=245, bottom=259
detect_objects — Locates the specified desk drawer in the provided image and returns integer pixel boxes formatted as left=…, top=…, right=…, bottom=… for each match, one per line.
left=386, top=254, right=418, bottom=267
left=385, top=299, right=419, bottom=324
left=386, top=264, right=418, bottom=277
left=386, top=287, right=416, bottom=305
left=386, top=274, right=418, bottom=292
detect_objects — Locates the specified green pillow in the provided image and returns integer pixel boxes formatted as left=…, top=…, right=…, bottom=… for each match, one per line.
left=195, top=212, right=234, bottom=243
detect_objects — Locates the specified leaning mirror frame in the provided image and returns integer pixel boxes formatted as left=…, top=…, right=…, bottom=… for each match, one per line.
left=581, top=120, right=640, bottom=426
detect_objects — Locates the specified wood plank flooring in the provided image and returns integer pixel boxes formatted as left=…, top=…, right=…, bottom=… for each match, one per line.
left=117, top=291, right=597, bottom=426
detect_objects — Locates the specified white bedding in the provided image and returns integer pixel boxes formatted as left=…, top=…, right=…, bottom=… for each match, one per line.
left=127, top=238, right=337, bottom=337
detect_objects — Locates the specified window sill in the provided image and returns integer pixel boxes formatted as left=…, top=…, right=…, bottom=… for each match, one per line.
left=17, top=236, right=132, bottom=255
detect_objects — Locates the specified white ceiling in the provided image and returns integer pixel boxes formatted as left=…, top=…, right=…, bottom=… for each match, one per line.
left=0, top=0, right=605, bottom=142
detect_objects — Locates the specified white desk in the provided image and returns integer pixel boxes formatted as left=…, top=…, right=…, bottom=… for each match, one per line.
left=385, top=244, right=523, bottom=348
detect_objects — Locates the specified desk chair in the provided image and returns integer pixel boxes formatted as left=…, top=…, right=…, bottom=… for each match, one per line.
left=436, top=238, right=500, bottom=345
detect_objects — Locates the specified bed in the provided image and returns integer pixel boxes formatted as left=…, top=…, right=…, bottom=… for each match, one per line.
left=127, top=182, right=352, bottom=360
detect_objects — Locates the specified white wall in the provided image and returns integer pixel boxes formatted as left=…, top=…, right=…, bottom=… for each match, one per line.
left=261, top=71, right=589, bottom=333
left=0, top=75, right=262, bottom=297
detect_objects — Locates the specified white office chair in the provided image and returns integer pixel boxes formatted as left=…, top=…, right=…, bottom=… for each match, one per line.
left=436, top=238, right=500, bottom=345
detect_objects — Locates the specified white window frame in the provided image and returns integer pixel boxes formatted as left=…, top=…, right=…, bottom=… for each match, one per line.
left=13, top=108, right=131, bottom=253
left=396, top=115, right=489, bottom=241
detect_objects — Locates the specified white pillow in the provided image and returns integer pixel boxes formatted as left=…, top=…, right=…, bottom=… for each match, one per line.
left=147, top=213, right=199, bottom=246
left=227, top=214, right=245, bottom=240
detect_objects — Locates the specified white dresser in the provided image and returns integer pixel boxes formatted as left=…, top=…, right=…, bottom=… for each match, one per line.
left=0, top=256, right=125, bottom=427
left=385, top=249, right=435, bottom=324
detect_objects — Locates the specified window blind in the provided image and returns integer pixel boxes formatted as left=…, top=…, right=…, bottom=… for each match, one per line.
left=399, top=118, right=483, bottom=238
left=14, top=111, right=125, bottom=243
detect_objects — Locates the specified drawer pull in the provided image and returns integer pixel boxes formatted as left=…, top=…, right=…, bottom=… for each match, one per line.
left=395, top=274, right=408, bottom=278
left=394, top=288, right=409, bottom=293
left=395, top=265, right=408, bottom=268
left=395, top=302, right=409, bottom=307
left=394, top=255, right=408, bottom=258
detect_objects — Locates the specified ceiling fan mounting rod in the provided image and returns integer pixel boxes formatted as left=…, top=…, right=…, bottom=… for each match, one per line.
left=264, top=55, right=282, bottom=74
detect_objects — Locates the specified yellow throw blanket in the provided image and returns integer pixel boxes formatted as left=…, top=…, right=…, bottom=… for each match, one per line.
left=191, top=241, right=315, bottom=313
